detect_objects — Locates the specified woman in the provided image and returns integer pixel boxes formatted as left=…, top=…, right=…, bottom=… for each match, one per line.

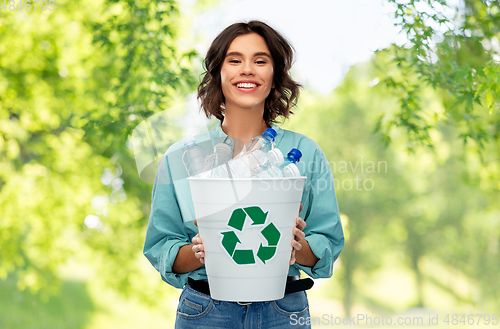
left=143, top=21, right=344, bottom=328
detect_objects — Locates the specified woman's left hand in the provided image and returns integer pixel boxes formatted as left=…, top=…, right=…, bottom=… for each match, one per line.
left=290, top=203, right=306, bottom=265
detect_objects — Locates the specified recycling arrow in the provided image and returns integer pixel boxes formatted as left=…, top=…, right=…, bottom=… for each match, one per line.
left=260, top=222, right=280, bottom=245
left=244, top=206, right=268, bottom=225
left=228, top=208, right=246, bottom=231
left=256, top=245, right=276, bottom=264
left=221, top=231, right=240, bottom=256
left=233, top=249, right=255, bottom=265
left=257, top=222, right=281, bottom=264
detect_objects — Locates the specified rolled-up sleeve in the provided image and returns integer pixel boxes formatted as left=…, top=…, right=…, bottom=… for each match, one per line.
left=293, top=146, right=344, bottom=278
left=143, top=155, right=191, bottom=288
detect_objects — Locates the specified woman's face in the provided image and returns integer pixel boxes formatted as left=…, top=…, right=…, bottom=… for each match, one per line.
left=220, top=33, right=274, bottom=114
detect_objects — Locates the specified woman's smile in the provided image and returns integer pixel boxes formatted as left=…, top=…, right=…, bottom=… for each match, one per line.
left=234, top=80, right=260, bottom=92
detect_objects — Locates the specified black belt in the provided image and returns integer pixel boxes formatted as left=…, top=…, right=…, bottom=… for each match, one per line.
left=187, top=275, right=314, bottom=299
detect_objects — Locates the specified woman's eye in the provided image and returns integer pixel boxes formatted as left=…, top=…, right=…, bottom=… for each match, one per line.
left=256, top=60, right=267, bottom=64
left=229, top=60, right=240, bottom=63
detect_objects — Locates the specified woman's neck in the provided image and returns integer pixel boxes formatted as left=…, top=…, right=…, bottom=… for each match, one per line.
left=221, top=106, right=269, bottom=146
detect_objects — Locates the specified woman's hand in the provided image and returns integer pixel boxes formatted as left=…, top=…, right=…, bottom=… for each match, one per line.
left=192, top=219, right=205, bottom=264
left=290, top=204, right=306, bottom=265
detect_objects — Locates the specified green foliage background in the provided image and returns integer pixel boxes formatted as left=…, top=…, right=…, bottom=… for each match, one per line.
left=1, top=0, right=499, bottom=328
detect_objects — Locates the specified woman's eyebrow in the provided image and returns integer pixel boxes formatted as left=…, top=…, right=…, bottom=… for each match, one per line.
left=225, top=51, right=272, bottom=59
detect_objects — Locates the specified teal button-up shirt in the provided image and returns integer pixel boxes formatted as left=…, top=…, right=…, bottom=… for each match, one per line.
left=143, top=121, right=344, bottom=289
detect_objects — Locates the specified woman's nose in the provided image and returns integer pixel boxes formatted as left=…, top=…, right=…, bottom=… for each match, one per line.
left=240, top=62, right=254, bottom=75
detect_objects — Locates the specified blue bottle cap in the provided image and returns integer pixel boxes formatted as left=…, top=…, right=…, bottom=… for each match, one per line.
left=287, top=148, right=302, bottom=163
left=262, top=128, right=277, bottom=141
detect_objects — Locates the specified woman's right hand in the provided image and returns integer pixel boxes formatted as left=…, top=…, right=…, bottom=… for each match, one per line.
left=192, top=220, right=205, bottom=264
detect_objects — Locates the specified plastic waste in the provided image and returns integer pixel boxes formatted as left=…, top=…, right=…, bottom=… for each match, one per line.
left=243, top=128, right=277, bottom=154
left=182, top=136, right=210, bottom=177
left=195, top=130, right=304, bottom=179
left=251, top=149, right=285, bottom=178
left=281, top=148, right=302, bottom=177
left=207, top=148, right=283, bottom=178
left=204, top=129, right=277, bottom=178
left=256, top=148, right=302, bottom=178
left=214, top=137, right=232, bottom=167
left=200, top=137, right=233, bottom=178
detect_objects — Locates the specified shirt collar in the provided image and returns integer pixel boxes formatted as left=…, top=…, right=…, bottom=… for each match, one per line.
left=209, top=120, right=284, bottom=147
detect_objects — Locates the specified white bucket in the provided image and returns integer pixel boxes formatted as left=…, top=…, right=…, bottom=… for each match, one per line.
left=188, top=177, right=306, bottom=302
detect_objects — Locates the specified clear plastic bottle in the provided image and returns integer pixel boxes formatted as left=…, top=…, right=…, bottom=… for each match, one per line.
left=243, top=128, right=277, bottom=154
left=256, top=148, right=302, bottom=178
left=231, top=127, right=277, bottom=177
left=199, top=137, right=233, bottom=178
left=214, top=137, right=232, bottom=167
left=249, top=149, right=284, bottom=178
left=182, top=136, right=209, bottom=177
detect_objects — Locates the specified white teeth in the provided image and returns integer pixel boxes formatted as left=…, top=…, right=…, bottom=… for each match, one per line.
left=236, top=83, right=258, bottom=88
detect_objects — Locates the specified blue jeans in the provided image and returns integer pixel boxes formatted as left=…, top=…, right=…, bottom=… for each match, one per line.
left=175, top=285, right=311, bottom=329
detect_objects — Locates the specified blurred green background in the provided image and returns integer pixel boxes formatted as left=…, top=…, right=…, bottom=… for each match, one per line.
left=1, top=0, right=499, bottom=328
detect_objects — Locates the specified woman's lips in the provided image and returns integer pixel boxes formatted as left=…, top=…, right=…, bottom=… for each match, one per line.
left=234, top=83, right=260, bottom=93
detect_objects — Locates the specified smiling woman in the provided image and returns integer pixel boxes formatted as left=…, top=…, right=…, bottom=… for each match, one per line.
left=143, top=20, right=344, bottom=329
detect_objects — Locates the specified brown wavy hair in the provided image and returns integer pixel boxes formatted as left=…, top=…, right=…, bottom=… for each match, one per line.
left=197, top=20, right=302, bottom=126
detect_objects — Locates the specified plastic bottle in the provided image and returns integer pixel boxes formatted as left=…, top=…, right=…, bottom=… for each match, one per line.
left=256, top=148, right=302, bottom=178
left=214, top=137, right=232, bottom=167
left=281, top=148, right=302, bottom=177
left=182, top=136, right=210, bottom=177
left=245, top=148, right=284, bottom=177
left=243, top=128, right=277, bottom=154
left=249, top=149, right=285, bottom=178
left=197, top=137, right=233, bottom=178
left=230, top=127, right=277, bottom=178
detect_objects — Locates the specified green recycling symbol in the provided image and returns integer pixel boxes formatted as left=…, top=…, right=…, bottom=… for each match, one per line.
left=221, top=206, right=281, bottom=265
